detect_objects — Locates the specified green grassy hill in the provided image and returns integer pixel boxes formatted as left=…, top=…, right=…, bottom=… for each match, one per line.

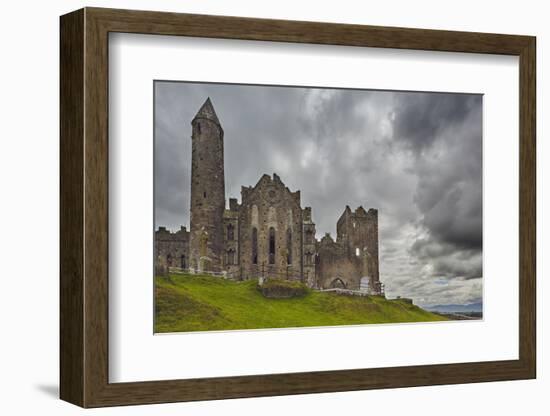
left=155, top=273, right=447, bottom=333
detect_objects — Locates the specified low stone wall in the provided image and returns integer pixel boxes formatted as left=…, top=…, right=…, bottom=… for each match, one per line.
left=319, top=288, right=371, bottom=297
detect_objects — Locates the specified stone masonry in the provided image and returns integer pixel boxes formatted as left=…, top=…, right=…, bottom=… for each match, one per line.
left=155, top=226, right=189, bottom=270
left=155, top=98, right=383, bottom=295
left=188, top=98, right=225, bottom=273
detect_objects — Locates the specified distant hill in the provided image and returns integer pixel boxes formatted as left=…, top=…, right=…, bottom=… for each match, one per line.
left=424, top=302, right=482, bottom=313
left=155, top=273, right=448, bottom=333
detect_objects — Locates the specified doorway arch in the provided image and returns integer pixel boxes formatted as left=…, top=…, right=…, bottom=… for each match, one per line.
left=329, top=277, right=347, bottom=289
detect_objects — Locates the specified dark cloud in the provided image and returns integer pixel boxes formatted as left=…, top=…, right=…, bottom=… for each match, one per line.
left=403, top=93, right=483, bottom=285
left=392, top=93, right=481, bottom=153
left=411, top=238, right=482, bottom=280
left=154, top=81, right=483, bottom=306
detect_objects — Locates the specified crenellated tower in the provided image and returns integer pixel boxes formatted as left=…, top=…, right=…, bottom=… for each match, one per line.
left=189, top=98, right=225, bottom=272
left=336, top=205, right=381, bottom=292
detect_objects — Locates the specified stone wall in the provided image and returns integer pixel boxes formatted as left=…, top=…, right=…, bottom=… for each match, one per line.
left=223, top=202, right=240, bottom=277
left=302, top=207, right=317, bottom=287
left=155, top=226, right=190, bottom=272
left=315, top=233, right=362, bottom=290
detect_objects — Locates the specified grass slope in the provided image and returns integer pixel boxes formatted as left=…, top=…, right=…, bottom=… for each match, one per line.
left=155, top=273, right=447, bottom=333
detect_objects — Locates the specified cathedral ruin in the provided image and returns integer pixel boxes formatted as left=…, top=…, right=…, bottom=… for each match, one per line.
left=155, top=98, right=384, bottom=295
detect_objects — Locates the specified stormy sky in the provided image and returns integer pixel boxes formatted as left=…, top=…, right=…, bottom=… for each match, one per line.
left=154, top=81, right=482, bottom=307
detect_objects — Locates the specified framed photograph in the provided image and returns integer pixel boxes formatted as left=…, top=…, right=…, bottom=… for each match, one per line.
left=60, top=7, right=536, bottom=407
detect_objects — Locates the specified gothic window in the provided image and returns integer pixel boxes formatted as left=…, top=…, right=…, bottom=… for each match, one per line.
left=203, top=191, right=207, bottom=198
left=286, top=228, right=292, bottom=264
left=252, top=227, right=258, bottom=264
left=227, top=224, right=234, bottom=241
left=355, top=247, right=361, bottom=257
left=180, top=254, right=187, bottom=269
left=197, top=122, right=201, bottom=134
left=269, top=227, right=276, bottom=265
left=227, top=249, right=235, bottom=266
left=304, top=252, right=312, bottom=265
left=166, top=253, right=172, bottom=266
left=305, top=229, right=313, bottom=244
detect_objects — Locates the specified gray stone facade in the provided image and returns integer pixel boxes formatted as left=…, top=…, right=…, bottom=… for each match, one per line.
left=155, top=226, right=189, bottom=270
left=155, top=98, right=383, bottom=295
left=315, top=206, right=382, bottom=293
left=237, top=173, right=306, bottom=282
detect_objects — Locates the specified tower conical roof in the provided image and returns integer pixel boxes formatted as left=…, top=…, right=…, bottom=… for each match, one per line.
left=193, top=97, right=221, bottom=126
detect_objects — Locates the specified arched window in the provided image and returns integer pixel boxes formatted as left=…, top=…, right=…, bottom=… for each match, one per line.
left=227, top=224, right=234, bottom=241
left=166, top=253, right=172, bottom=266
left=305, top=229, right=314, bottom=244
left=180, top=254, right=186, bottom=269
left=269, top=227, right=276, bottom=264
left=227, top=249, right=235, bottom=265
left=286, top=229, right=292, bottom=264
left=252, top=227, right=258, bottom=264
left=304, top=252, right=312, bottom=265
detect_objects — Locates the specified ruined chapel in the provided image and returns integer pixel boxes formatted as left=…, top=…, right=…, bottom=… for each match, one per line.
left=155, top=98, right=384, bottom=294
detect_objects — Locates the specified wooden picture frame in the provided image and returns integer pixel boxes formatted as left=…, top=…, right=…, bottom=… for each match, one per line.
left=60, top=7, right=536, bottom=408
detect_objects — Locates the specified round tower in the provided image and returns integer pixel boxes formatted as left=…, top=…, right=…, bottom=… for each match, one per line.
left=189, top=97, right=225, bottom=272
